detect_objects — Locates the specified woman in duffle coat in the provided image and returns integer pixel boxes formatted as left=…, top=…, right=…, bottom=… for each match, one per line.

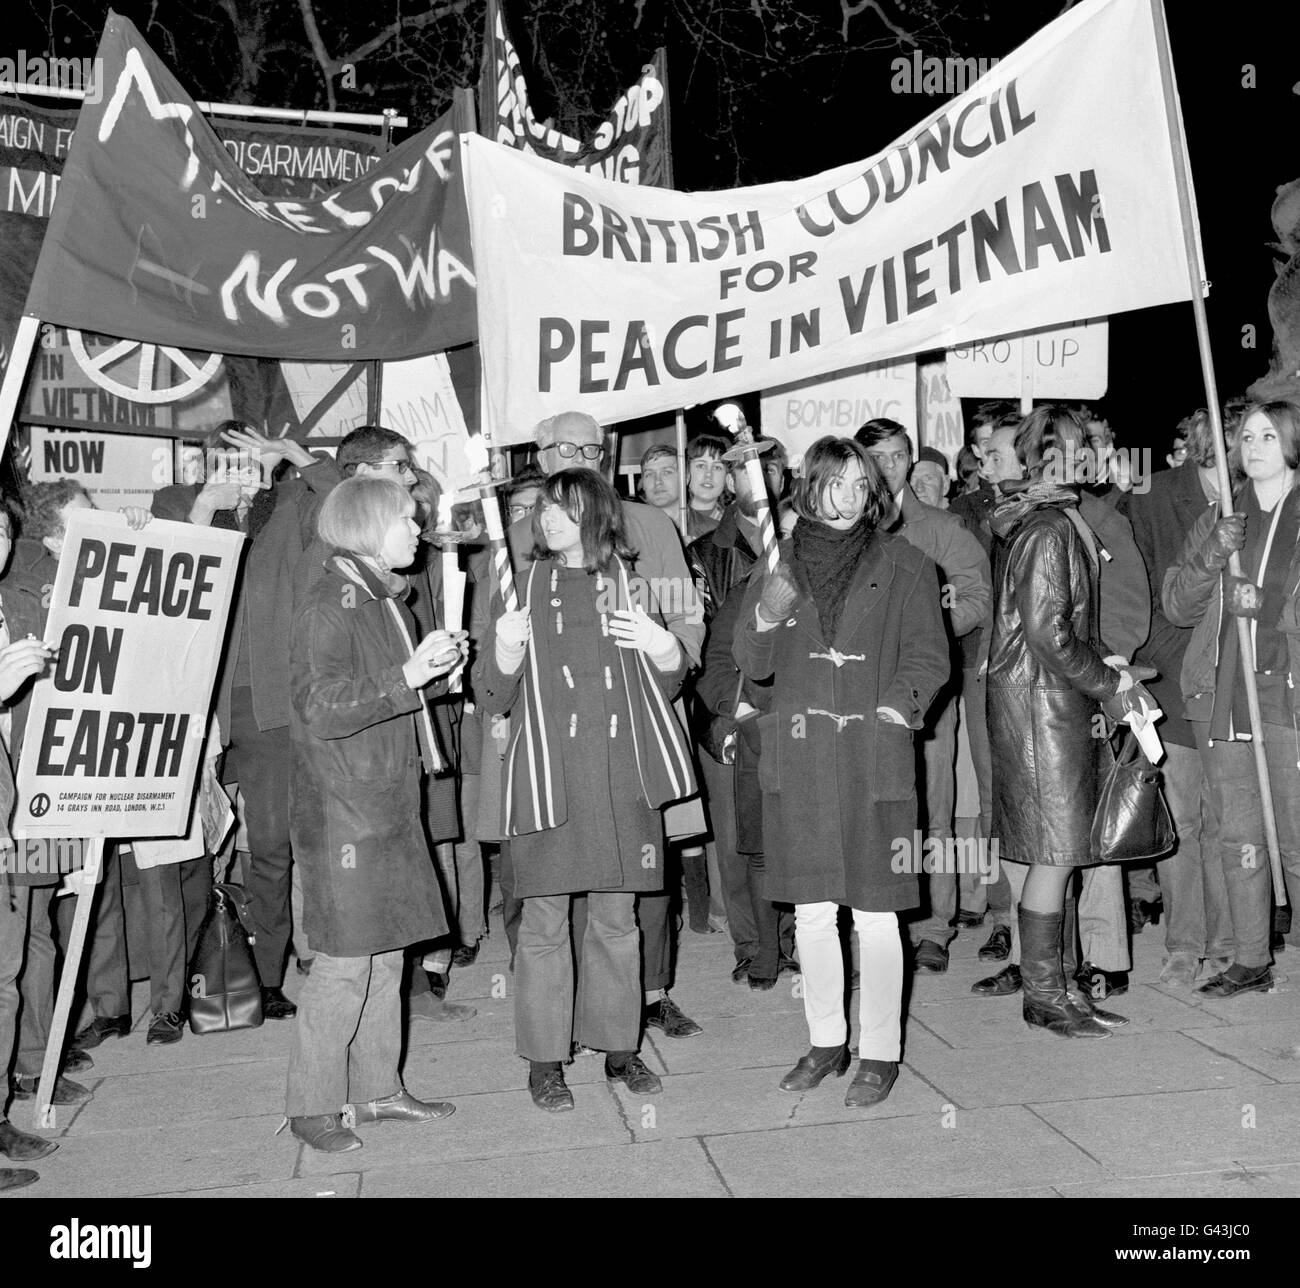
left=285, top=476, right=467, bottom=1154
left=736, top=436, right=948, bottom=1109
left=474, top=469, right=696, bottom=1115
left=986, top=406, right=1152, bottom=1041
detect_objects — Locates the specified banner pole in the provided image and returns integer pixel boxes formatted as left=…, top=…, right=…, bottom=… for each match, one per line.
left=0, top=314, right=41, bottom=459
left=33, top=836, right=106, bottom=1130
left=1149, top=0, right=1285, bottom=904
left=675, top=409, right=688, bottom=535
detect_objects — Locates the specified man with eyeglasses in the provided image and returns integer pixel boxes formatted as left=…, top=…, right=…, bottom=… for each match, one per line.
left=495, top=409, right=706, bottom=1042
left=855, top=419, right=991, bottom=976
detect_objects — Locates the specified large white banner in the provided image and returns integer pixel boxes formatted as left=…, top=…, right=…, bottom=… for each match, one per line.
left=14, top=511, right=241, bottom=840
left=463, top=0, right=1192, bottom=444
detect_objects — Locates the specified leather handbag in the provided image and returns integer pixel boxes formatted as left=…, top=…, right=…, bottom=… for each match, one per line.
left=1090, top=731, right=1176, bottom=864
left=187, top=882, right=265, bottom=1034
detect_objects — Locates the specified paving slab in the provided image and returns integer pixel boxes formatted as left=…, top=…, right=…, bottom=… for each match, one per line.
left=620, top=1063, right=939, bottom=1143
left=291, top=1081, right=631, bottom=1178
left=904, top=1026, right=1273, bottom=1110
left=149, top=1174, right=364, bottom=1199
left=359, top=1137, right=727, bottom=1198
left=1031, top=1083, right=1300, bottom=1176
left=911, top=982, right=1223, bottom=1049
left=1177, top=1021, right=1300, bottom=1082
left=1054, top=1161, right=1300, bottom=1198
left=704, top=1105, right=1106, bottom=1197
left=9, top=1114, right=292, bottom=1199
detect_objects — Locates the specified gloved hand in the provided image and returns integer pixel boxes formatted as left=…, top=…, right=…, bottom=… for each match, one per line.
left=756, top=562, right=799, bottom=624
left=609, top=608, right=679, bottom=668
left=495, top=609, right=532, bottom=650
left=1225, top=575, right=1262, bottom=618
left=1102, top=680, right=1156, bottom=723
left=1204, top=513, right=1246, bottom=567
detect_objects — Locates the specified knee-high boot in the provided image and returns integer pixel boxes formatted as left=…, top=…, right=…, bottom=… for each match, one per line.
left=1018, top=906, right=1109, bottom=1039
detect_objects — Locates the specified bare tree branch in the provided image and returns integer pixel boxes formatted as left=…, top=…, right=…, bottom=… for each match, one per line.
left=840, top=0, right=919, bottom=45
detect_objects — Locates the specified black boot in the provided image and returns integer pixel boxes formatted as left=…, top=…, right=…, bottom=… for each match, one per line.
left=1018, top=907, right=1109, bottom=1039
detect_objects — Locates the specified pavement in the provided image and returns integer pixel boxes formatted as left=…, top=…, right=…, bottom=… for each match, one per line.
left=7, top=907, right=1300, bottom=1199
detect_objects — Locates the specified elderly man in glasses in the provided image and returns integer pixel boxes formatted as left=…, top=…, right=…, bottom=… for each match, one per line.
left=490, top=410, right=707, bottom=1044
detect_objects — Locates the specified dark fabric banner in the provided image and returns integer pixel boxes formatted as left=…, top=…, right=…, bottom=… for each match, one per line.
left=478, top=0, right=671, bottom=188
left=24, top=12, right=476, bottom=362
left=0, top=98, right=387, bottom=383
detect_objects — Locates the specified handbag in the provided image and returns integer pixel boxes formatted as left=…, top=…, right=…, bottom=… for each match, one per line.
left=1090, top=731, right=1176, bottom=864
left=187, top=882, right=265, bottom=1034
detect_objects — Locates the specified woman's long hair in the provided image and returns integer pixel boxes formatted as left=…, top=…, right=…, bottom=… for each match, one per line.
left=1228, top=400, right=1300, bottom=481
left=790, top=436, right=892, bottom=528
left=529, top=468, right=638, bottom=573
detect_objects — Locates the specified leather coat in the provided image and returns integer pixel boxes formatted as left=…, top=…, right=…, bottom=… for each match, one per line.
left=987, top=495, right=1121, bottom=866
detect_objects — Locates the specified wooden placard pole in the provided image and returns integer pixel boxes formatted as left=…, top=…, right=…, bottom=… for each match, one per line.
left=1149, top=0, right=1285, bottom=903
left=32, top=837, right=105, bottom=1130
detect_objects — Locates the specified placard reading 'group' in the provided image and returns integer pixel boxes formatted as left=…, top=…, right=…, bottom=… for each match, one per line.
left=14, top=510, right=241, bottom=839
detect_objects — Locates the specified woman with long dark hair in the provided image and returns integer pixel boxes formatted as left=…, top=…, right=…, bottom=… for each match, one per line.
left=1165, top=399, right=1300, bottom=996
left=987, top=406, right=1148, bottom=1038
left=735, top=436, right=948, bottom=1107
left=474, top=468, right=696, bottom=1113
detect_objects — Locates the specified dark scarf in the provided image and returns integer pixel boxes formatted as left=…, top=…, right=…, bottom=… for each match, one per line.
left=1209, top=483, right=1300, bottom=741
left=791, top=516, right=873, bottom=644
left=988, top=479, right=1080, bottom=540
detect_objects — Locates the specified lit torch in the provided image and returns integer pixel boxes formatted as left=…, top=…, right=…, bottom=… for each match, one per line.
left=465, top=433, right=519, bottom=613
left=715, top=403, right=779, bottom=574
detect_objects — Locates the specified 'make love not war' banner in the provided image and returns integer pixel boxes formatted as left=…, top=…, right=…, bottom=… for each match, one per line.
left=464, top=0, right=1194, bottom=443
left=14, top=510, right=241, bottom=840
left=25, top=12, right=476, bottom=361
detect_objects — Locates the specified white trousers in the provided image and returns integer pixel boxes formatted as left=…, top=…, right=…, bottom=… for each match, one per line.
left=795, top=902, right=902, bottom=1060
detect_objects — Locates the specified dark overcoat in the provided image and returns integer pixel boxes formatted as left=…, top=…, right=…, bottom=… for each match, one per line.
left=289, top=554, right=448, bottom=957
left=986, top=498, right=1121, bottom=867
left=734, top=529, right=949, bottom=911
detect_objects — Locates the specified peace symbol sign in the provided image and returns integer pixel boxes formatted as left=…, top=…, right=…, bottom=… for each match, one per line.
left=67, top=331, right=222, bottom=405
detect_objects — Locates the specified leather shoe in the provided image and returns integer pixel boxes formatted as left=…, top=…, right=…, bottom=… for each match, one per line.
left=1197, top=964, right=1274, bottom=998
left=1075, top=962, right=1129, bottom=999
left=452, top=942, right=481, bottom=968
left=410, top=993, right=477, bottom=1023
left=844, top=1058, right=898, bottom=1108
left=0, top=1168, right=39, bottom=1191
left=748, top=974, right=777, bottom=991
left=912, top=939, right=949, bottom=973
left=0, top=1119, right=58, bottom=1161
left=731, top=956, right=753, bottom=984
left=288, top=1113, right=362, bottom=1152
left=1066, top=989, right=1129, bottom=1028
left=971, top=964, right=1021, bottom=996
left=779, top=1044, right=850, bottom=1092
left=778, top=955, right=800, bottom=975
left=953, top=910, right=985, bottom=928
left=11, top=1074, right=90, bottom=1105
left=1159, top=952, right=1198, bottom=988
left=70, top=1014, right=130, bottom=1050
left=146, top=1011, right=184, bottom=1045
left=644, top=995, right=702, bottom=1038
left=63, top=1048, right=93, bottom=1075
left=605, top=1054, right=662, bottom=1095
left=978, top=925, right=1011, bottom=962
left=347, top=1089, right=455, bottom=1125
left=529, top=1068, right=575, bottom=1113
left=261, top=986, right=297, bottom=1020
left=1129, top=898, right=1162, bottom=934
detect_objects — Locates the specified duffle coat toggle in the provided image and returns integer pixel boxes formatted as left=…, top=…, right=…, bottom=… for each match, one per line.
left=806, top=707, right=866, bottom=733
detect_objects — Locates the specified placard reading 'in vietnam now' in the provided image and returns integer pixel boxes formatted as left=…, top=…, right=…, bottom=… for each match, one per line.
left=14, top=510, right=241, bottom=839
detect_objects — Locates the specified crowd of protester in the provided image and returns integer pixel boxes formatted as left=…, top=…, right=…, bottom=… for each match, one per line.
left=2, top=391, right=1298, bottom=1181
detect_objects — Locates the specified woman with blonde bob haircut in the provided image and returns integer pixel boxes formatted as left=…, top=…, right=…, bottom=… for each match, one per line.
left=283, top=475, right=468, bottom=1153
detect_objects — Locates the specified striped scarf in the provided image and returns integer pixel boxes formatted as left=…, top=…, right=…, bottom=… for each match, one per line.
left=503, top=557, right=696, bottom=837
